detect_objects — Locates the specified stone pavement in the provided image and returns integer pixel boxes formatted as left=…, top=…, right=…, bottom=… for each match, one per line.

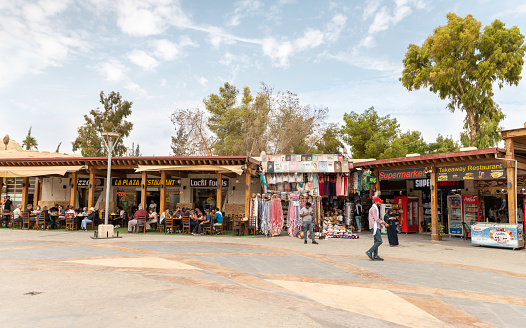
left=0, top=229, right=525, bottom=328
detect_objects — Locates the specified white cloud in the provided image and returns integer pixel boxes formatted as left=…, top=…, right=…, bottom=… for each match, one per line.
left=153, top=39, right=180, bottom=61
left=128, top=50, right=158, bottom=70
left=0, top=0, right=83, bottom=87
left=197, top=77, right=208, bottom=86
left=125, top=82, right=147, bottom=97
left=160, top=79, right=167, bottom=87
left=294, top=29, right=325, bottom=50
left=360, top=0, right=425, bottom=49
left=325, top=13, right=347, bottom=42
left=324, top=51, right=402, bottom=74
left=97, top=59, right=127, bottom=81
left=227, top=0, right=263, bottom=27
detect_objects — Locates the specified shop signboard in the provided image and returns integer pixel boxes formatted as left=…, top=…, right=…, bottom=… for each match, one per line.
left=471, top=223, right=524, bottom=249
left=414, top=178, right=464, bottom=190
left=437, top=162, right=506, bottom=181
left=189, top=178, right=229, bottom=188
left=112, top=178, right=181, bottom=186
left=77, top=178, right=104, bottom=187
left=366, top=176, right=377, bottom=185
left=379, top=167, right=426, bottom=181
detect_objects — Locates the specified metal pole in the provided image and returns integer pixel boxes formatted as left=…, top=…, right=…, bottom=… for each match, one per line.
left=104, top=138, right=113, bottom=225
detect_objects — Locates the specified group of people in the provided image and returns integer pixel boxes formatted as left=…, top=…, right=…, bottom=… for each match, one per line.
left=366, top=197, right=399, bottom=262
left=127, top=200, right=223, bottom=235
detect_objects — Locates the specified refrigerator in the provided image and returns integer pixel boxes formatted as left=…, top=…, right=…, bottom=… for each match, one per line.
left=462, top=196, right=480, bottom=231
left=380, top=203, right=393, bottom=234
left=394, top=196, right=419, bottom=233
left=448, top=195, right=462, bottom=236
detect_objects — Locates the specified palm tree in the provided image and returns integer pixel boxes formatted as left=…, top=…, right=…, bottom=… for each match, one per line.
left=22, top=127, right=38, bottom=150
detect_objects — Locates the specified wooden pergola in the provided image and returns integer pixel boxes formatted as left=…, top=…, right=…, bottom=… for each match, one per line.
left=0, top=156, right=260, bottom=217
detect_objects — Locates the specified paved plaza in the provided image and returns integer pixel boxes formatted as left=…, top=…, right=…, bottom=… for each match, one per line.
left=0, top=229, right=525, bottom=328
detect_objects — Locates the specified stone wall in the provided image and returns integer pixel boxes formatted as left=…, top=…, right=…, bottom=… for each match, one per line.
left=224, top=203, right=245, bottom=217
left=177, top=203, right=194, bottom=210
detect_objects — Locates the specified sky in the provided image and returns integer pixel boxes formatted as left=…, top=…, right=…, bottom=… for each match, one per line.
left=1, top=0, right=526, bottom=156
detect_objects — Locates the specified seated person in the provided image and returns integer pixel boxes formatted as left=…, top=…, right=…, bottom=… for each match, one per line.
left=160, top=209, right=170, bottom=225
left=49, top=204, right=59, bottom=213
left=193, top=209, right=213, bottom=235
left=189, top=209, right=199, bottom=232
left=146, top=210, right=158, bottom=231
left=57, top=205, right=66, bottom=221
left=128, top=205, right=149, bottom=233
left=173, top=207, right=182, bottom=219
left=24, top=204, right=36, bottom=225
left=65, top=205, right=77, bottom=229
left=112, top=206, right=125, bottom=228
left=13, top=204, right=23, bottom=223
left=81, top=207, right=95, bottom=230
left=214, top=207, right=223, bottom=226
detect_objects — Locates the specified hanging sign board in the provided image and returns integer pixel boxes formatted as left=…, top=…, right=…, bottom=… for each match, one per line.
left=189, top=178, right=229, bottom=188
left=112, top=178, right=181, bottom=186
left=379, top=167, right=426, bottom=181
left=77, top=178, right=104, bottom=187
left=437, top=162, right=506, bottom=181
left=414, top=178, right=464, bottom=190
left=366, top=176, right=378, bottom=185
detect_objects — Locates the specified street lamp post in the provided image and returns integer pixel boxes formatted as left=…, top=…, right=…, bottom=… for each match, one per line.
left=101, top=131, right=121, bottom=226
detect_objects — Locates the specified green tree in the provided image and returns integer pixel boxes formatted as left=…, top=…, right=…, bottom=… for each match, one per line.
left=314, top=123, right=344, bottom=154
left=427, top=134, right=459, bottom=154
left=341, top=107, right=400, bottom=159
left=22, top=126, right=38, bottom=150
left=72, top=91, right=133, bottom=157
left=170, top=108, right=213, bottom=156
left=400, top=13, right=526, bottom=148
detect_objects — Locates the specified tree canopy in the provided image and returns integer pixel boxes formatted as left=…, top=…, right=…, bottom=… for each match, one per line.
left=400, top=13, right=526, bottom=149
left=21, top=127, right=38, bottom=150
left=72, top=91, right=133, bottom=157
left=342, top=107, right=459, bottom=159
left=172, top=82, right=334, bottom=156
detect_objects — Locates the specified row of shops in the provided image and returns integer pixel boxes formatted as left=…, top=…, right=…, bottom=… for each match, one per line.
left=2, top=126, right=526, bottom=244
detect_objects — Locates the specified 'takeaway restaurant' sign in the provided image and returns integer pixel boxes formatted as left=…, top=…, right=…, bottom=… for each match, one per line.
left=437, top=163, right=506, bottom=181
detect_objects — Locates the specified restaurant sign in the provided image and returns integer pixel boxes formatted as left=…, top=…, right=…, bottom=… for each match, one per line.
left=437, top=162, right=506, bottom=181
left=379, top=167, right=426, bottom=181
left=77, top=178, right=104, bottom=187
left=190, top=178, right=229, bottom=188
left=112, top=178, right=181, bottom=186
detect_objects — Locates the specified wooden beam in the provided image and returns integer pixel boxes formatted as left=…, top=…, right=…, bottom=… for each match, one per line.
left=88, top=170, right=96, bottom=209
left=33, top=177, right=40, bottom=208
left=430, top=166, right=439, bottom=241
left=70, top=172, right=78, bottom=208
left=506, top=138, right=517, bottom=223
left=244, top=170, right=250, bottom=218
left=21, top=177, right=29, bottom=207
left=217, top=172, right=222, bottom=212
left=160, top=170, right=166, bottom=212
left=141, top=171, right=147, bottom=210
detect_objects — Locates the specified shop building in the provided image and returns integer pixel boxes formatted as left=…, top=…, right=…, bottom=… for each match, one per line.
left=1, top=154, right=260, bottom=217
left=351, top=141, right=526, bottom=241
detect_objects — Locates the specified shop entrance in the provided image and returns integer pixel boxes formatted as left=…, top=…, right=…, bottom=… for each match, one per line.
left=193, top=188, right=227, bottom=212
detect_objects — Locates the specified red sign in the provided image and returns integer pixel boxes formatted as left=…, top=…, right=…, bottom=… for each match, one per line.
left=379, top=167, right=426, bottom=181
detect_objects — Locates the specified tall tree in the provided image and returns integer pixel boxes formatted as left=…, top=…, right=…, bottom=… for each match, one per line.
left=263, top=83, right=328, bottom=154
left=72, top=91, right=133, bottom=157
left=314, top=123, right=344, bottom=154
left=400, top=13, right=526, bottom=148
left=22, top=127, right=38, bottom=150
left=55, top=142, right=62, bottom=153
left=427, top=134, right=459, bottom=154
left=341, top=107, right=401, bottom=159
left=170, top=108, right=213, bottom=156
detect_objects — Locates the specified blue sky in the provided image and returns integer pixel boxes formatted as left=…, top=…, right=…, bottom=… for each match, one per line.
left=1, top=0, right=525, bottom=156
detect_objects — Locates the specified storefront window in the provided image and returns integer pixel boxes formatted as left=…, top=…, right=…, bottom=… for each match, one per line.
left=6, top=177, right=35, bottom=207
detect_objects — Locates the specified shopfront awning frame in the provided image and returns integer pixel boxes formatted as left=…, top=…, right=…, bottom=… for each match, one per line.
left=134, top=165, right=245, bottom=175
left=0, top=165, right=86, bottom=178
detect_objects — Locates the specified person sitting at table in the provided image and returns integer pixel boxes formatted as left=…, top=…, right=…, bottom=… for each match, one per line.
left=128, top=205, right=149, bottom=233
left=173, top=207, right=182, bottom=219
left=81, top=207, right=95, bottom=231
left=160, top=209, right=170, bottom=225
left=24, top=204, right=36, bottom=226
left=13, top=204, right=23, bottom=223
left=41, top=206, right=51, bottom=229
left=65, top=205, right=77, bottom=229
left=194, top=207, right=203, bottom=217
left=189, top=209, right=200, bottom=232
left=214, top=207, right=223, bottom=227
left=33, top=205, right=42, bottom=215
left=111, top=206, right=124, bottom=228
left=57, top=205, right=66, bottom=222
left=146, top=209, right=158, bottom=231
left=49, top=204, right=59, bottom=213
left=193, top=209, right=213, bottom=235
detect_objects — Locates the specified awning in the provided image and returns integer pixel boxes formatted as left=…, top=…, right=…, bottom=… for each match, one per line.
left=0, top=165, right=85, bottom=178
left=135, top=165, right=244, bottom=175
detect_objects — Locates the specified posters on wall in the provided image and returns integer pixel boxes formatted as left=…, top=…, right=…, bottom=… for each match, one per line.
left=437, top=163, right=506, bottom=181
left=263, top=154, right=347, bottom=174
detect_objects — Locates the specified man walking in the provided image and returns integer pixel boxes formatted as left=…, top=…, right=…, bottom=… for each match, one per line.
left=355, top=202, right=363, bottom=232
left=366, top=197, right=388, bottom=261
left=300, top=202, right=318, bottom=244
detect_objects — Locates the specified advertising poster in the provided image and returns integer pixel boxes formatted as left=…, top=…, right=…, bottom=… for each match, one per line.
left=282, top=161, right=289, bottom=173
left=289, top=161, right=297, bottom=173
left=267, top=161, right=274, bottom=173
left=274, top=161, right=282, bottom=173
left=312, top=154, right=318, bottom=161
left=327, top=161, right=335, bottom=172
left=303, top=161, right=312, bottom=172
left=471, top=223, right=524, bottom=248
left=312, top=161, right=319, bottom=172
left=319, top=161, right=327, bottom=172
left=438, top=162, right=506, bottom=181
left=285, top=154, right=291, bottom=161
left=335, top=161, right=342, bottom=172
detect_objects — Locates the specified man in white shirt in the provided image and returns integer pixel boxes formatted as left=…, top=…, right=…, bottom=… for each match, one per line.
left=13, top=204, right=23, bottom=222
left=366, top=197, right=388, bottom=261
left=149, top=200, right=157, bottom=212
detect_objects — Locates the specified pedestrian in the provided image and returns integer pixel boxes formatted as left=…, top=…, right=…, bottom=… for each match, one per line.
left=384, top=208, right=399, bottom=246
left=300, top=202, right=318, bottom=244
left=355, top=202, right=363, bottom=232
left=366, top=197, right=388, bottom=261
